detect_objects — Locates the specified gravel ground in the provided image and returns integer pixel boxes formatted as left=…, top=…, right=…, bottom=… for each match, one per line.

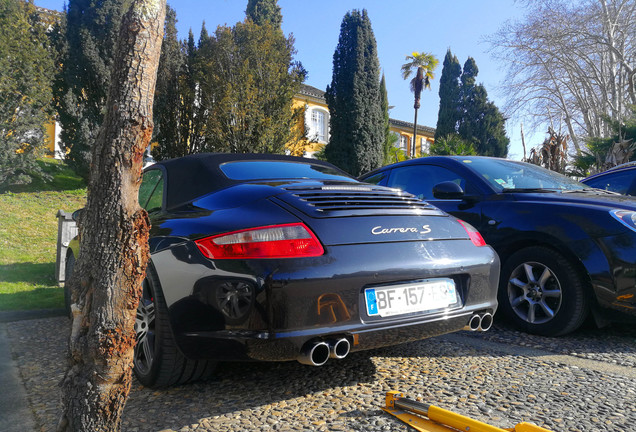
left=6, top=317, right=636, bottom=432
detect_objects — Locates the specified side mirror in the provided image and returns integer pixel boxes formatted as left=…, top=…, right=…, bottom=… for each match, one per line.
left=433, top=181, right=464, bottom=199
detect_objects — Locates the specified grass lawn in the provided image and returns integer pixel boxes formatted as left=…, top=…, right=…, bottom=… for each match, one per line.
left=0, top=159, right=86, bottom=310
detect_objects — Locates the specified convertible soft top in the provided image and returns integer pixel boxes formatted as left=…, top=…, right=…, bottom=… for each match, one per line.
left=149, top=153, right=352, bottom=210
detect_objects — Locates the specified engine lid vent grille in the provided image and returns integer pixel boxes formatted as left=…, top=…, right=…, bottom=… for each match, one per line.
left=280, top=185, right=442, bottom=217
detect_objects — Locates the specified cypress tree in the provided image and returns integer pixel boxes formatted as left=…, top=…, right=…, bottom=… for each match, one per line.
left=184, top=28, right=206, bottom=154
left=457, top=57, right=508, bottom=157
left=246, top=0, right=282, bottom=29
left=458, top=57, right=479, bottom=146
left=54, top=0, right=125, bottom=180
left=152, top=5, right=185, bottom=160
left=325, top=9, right=384, bottom=176
left=379, top=73, right=393, bottom=164
left=435, top=49, right=462, bottom=141
left=198, top=20, right=209, bottom=44
left=476, top=101, right=509, bottom=157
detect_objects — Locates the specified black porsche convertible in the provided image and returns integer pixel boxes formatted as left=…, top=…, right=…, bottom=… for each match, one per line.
left=361, top=156, right=636, bottom=336
left=65, top=153, right=499, bottom=387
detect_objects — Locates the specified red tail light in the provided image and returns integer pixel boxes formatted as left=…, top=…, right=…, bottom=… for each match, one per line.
left=195, top=223, right=324, bottom=259
left=457, top=220, right=487, bottom=247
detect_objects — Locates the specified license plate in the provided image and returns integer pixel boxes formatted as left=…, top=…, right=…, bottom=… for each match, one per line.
left=364, top=279, right=457, bottom=317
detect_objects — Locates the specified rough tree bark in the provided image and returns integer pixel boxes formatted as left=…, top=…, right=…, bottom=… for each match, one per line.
left=57, top=1, right=166, bottom=431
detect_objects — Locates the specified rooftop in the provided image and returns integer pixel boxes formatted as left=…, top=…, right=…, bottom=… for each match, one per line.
left=299, top=84, right=435, bottom=135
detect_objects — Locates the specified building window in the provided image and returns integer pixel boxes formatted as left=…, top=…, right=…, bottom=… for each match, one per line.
left=307, top=108, right=329, bottom=143
left=398, top=135, right=409, bottom=154
left=312, top=110, right=325, bottom=141
left=420, top=137, right=430, bottom=155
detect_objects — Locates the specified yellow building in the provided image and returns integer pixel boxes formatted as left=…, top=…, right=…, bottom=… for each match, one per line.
left=291, top=84, right=331, bottom=158
left=44, top=119, right=63, bottom=159
left=293, top=83, right=435, bottom=159
left=47, top=83, right=435, bottom=161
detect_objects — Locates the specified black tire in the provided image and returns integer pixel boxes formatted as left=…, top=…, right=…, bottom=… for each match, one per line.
left=63, top=251, right=75, bottom=318
left=498, top=246, right=588, bottom=336
left=133, top=262, right=217, bottom=387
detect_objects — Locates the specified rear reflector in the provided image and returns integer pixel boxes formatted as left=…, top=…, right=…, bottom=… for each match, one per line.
left=195, top=223, right=324, bottom=259
left=457, top=220, right=487, bottom=247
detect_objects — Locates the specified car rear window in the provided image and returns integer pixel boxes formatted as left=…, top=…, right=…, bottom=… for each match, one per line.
left=220, top=161, right=355, bottom=182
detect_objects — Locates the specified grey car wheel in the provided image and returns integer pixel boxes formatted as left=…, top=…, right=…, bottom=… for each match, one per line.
left=133, top=280, right=155, bottom=376
left=499, top=246, right=588, bottom=336
left=507, top=260, right=563, bottom=325
left=133, top=263, right=217, bottom=387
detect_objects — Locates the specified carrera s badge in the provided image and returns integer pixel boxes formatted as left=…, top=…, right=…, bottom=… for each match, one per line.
left=372, top=225, right=431, bottom=235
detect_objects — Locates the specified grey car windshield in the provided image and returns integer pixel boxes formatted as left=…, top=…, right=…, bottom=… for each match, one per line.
left=460, top=157, right=586, bottom=192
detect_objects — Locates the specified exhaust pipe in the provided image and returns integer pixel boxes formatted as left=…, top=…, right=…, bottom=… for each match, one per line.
left=463, top=312, right=494, bottom=332
left=297, top=341, right=330, bottom=366
left=479, top=312, right=493, bottom=332
left=329, top=338, right=350, bottom=359
left=464, top=314, right=481, bottom=331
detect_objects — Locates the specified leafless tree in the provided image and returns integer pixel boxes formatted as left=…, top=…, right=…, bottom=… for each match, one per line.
left=57, top=0, right=166, bottom=431
left=488, top=0, right=635, bottom=154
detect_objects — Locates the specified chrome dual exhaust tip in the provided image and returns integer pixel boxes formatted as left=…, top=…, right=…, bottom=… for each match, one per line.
left=329, top=338, right=350, bottom=360
left=297, top=337, right=351, bottom=366
left=464, top=312, right=493, bottom=332
left=297, top=341, right=330, bottom=366
left=480, top=312, right=493, bottom=331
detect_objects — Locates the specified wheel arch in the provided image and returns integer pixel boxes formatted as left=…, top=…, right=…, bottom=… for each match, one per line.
left=66, top=237, right=79, bottom=259
left=493, top=233, right=598, bottom=304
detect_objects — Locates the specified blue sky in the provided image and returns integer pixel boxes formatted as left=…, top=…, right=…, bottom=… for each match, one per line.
left=35, top=0, right=530, bottom=159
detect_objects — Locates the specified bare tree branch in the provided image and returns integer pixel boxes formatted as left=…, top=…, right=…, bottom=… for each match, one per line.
left=488, top=0, right=635, bottom=155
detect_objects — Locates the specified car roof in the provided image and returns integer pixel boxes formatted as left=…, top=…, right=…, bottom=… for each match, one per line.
left=361, top=155, right=502, bottom=177
left=584, top=162, right=636, bottom=181
left=149, top=153, right=351, bottom=209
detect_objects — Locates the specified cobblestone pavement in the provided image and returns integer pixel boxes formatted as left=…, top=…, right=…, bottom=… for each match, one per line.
left=6, top=316, right=636, bottom=432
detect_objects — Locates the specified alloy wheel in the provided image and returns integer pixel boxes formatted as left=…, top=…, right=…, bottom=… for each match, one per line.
left=507, top=261, right=563, bottom=324
left=134, top=280, right=156, bottom=375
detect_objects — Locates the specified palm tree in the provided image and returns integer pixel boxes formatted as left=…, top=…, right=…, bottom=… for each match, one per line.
left=401, top=52, right=439, bottom=157
left=430, top=134, right=476, bottom=156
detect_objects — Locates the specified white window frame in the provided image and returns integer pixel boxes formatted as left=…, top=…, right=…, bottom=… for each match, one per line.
left=420, top=137, right=429, bottom=155
left=399, top=135, right=409, bottom=151
left=305, top=106, right=330, bottom=144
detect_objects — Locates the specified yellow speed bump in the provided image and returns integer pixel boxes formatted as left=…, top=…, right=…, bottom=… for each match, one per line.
left=382, top=391, right=553, bottom=432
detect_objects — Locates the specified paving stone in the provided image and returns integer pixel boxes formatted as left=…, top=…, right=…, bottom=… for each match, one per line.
left=4, top=317, right=636, bottom=431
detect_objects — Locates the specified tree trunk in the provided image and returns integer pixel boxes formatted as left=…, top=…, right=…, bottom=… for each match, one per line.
left=57, top=1, right=166, bottom=431
left=412, top=107, right=419, bottom=158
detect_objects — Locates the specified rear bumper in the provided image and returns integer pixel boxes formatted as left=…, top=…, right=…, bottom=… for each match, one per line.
left=151, top=239, right=500, bottom=362
left=178, top=310, right=491, bottom=362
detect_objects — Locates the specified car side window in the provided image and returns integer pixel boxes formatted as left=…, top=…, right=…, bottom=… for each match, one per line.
left=585, top=171, right=635, bottom=195
left=386, top=165, right=474, bottom=200
left=361, top=171, right=389, bottom=186
left=139, top=169, right=164, bottom=212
